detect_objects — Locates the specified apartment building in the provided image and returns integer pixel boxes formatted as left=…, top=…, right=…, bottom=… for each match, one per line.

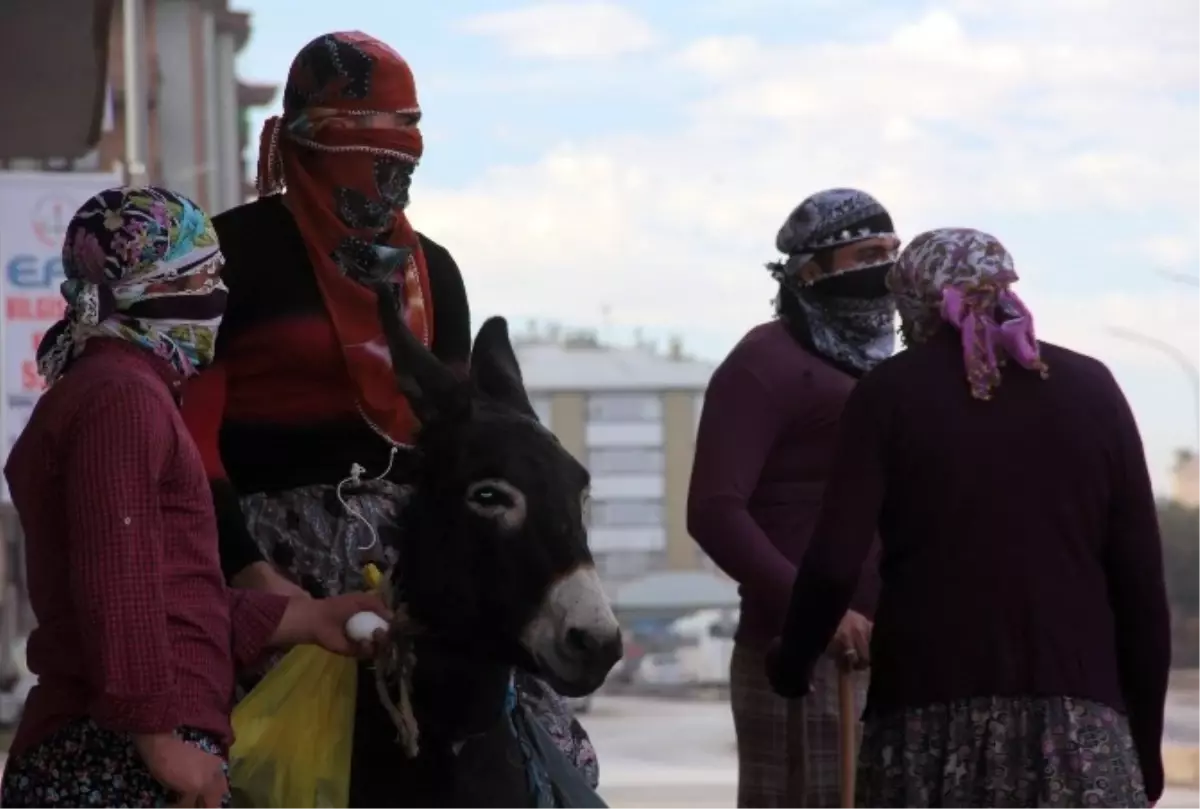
left=513, top=330, right=716, bottom=586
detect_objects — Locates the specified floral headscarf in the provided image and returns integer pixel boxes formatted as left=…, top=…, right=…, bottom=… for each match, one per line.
left=37, top=187, right=226, bottom=385
left=888, top=227, right=1048, bottom=400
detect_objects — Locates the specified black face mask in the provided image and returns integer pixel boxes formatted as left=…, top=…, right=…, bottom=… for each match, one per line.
left=808, top=263, right=892, bottom=300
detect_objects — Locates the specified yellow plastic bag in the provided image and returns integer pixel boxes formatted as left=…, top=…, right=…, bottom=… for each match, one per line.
left=228, top=565, right=383, bottom=808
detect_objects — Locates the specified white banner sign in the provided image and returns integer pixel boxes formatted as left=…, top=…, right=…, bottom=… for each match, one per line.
left=0, top=171, right=121, bottom=501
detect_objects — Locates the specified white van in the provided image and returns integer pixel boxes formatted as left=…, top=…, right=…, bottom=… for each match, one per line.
left=636, top=608, right=738, bottom=687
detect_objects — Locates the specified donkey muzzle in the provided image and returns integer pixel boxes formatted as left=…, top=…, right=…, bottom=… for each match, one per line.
left=519, top=565, right=623, bottom=697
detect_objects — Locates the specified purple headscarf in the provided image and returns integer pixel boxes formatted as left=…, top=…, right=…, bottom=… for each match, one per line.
left=888, top=227, right=1048, bottom=400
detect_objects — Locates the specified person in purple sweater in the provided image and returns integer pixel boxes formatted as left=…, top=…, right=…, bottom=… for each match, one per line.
left=688, top=188, right=900, bottom=807
left=770, top=227, right=1170, bottom=808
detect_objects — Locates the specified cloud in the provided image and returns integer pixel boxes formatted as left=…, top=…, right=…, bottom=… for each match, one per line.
left=456, top=2, right=657, bottom=59
left=1141, top=235, right=1199, bottom=270
left=415, top=2, right=1198, bottom=371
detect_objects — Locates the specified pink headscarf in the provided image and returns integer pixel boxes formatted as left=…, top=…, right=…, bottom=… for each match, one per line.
left=888, top=228, right=1049, bottom=400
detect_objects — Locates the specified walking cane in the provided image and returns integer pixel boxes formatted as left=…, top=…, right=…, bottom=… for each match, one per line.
left=837, top=668, right=857, bottom=808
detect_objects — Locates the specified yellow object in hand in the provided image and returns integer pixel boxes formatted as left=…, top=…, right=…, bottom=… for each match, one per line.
left=229, top=564, right=384, bottom=808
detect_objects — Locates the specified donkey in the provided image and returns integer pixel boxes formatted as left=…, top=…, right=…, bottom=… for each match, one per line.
left=345, top=286, right=624, bottom=808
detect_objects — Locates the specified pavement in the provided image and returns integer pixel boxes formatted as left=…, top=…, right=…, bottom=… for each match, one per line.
left=588, top=695, right=737, bottom=808
left=0, top=692, right=1195, bottom=807
left=587, top=694, right=1200, bottom=808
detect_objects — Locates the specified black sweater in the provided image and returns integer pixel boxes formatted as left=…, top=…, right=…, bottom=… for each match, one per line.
left=195, top=196, right=471, bottom=581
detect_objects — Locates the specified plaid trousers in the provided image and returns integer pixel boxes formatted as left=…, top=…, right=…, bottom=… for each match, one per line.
left=730, top=643, right=867, bottom=808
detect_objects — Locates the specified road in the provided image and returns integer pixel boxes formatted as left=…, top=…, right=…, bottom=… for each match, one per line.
left=589, top=695, right=737, bottom=808
left=587, top=694, right=1200, bottom=808
left=0, top=693, right=1193, bottom=806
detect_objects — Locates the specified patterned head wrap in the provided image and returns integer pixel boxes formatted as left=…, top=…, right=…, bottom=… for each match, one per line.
left=37, top=187, right=226, bottom=386
left=257, top=31, right=433, bottom=443
left=768, top=188, right=900, bottom=375
left=888, top=228, right=1048, bottom=400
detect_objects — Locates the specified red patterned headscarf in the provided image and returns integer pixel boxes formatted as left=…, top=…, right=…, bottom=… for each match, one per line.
left=257, top=31, right=433, bottom=443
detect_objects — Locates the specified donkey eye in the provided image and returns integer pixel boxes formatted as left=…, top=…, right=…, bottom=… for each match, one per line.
left=470, top=485, right=514, bottom=508
left=464, top=479, right=526, bottom=530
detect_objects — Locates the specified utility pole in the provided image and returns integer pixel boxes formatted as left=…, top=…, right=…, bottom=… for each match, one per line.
left=122, top=0, right=148, bottom=186
left=1155, top=269, right=1200, bottom=288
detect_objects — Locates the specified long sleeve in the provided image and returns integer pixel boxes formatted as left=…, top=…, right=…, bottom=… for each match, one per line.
left=180, top=363, right=264, bottom=581
left=850, top=538, right=882, bottom=619
left=687, top=360, right=797, bottom=623
left=227, top=589, right=289, bottom=670
left=775, top=375, right=887, bottom=696
left=1103, top=377, right=1170, bottom=802
left=64, top=383, right=182, bottom=734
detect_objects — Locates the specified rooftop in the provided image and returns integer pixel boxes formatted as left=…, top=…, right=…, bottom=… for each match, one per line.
left=513, top=331, right=715, bottom=392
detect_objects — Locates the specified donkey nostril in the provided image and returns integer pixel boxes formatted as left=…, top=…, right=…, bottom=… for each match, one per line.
left=564, top=627, right=624, bottom=671
left=565, top=627, right=594, bottom=655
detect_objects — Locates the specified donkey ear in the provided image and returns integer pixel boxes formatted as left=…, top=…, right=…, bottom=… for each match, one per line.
left=372, top=283, right=466, bottom=425
left=470, top=317, right=536, bottom=418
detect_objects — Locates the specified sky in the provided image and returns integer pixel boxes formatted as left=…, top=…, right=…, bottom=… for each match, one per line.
left=234, top=0, right=1199, bottom=492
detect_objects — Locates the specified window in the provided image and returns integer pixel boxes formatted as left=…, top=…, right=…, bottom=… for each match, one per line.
left=589, top=526, right=666, bottom=553
left=585, top=422, right=663, bottom=448
left=587, top=394, right=662, bottom=423
left=594, top=550, right=666, bottom=582
left=587, top=448, right=664, bottom=475
left=529, top=395, right=552, bottom=427
left=591, top=498, right=664, bottom=528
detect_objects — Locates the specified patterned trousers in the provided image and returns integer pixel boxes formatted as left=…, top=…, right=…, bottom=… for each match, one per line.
left=0, top=719, right=228, bottom=808
left=730, top=643, right=866, bottom=808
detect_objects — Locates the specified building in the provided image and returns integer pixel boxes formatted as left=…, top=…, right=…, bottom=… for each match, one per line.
left=0, top=0, right=275, bottom=214
left=513, top=328, right=717, bottom=586
left=1171, top=449, right=1199, bottom=508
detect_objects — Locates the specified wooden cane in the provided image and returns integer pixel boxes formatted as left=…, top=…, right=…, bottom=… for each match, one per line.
left=837, top=668, right=857, bottom=808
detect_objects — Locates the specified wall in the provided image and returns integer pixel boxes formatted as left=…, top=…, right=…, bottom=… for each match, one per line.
left=662, top=391, right=698, bottom=570
left=155, top=0, right=200, bottom=201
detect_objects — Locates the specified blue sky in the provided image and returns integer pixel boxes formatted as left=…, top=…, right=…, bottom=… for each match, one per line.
left=235, top=0, right=1199, bottom=492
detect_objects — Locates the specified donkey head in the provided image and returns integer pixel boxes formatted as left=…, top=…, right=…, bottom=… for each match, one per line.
left=375, top=288, right=622, bottom=697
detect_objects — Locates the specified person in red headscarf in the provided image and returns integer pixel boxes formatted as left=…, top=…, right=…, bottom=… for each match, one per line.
left=181, top=31, right=599, bottom=805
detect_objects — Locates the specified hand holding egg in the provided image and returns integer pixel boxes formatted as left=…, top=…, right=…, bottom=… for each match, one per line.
left=346, top=611, right=390, bottom=642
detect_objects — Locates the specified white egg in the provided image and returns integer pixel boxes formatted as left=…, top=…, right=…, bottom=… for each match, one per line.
left=345, top=611, right=390, bottom=642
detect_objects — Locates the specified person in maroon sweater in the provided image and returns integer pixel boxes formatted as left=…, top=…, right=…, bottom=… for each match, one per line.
left=1, top=187, right=386, bottom=808
left=770, top=227, right=1170, bottom=807
left=688, top=188, right=899, bottom=807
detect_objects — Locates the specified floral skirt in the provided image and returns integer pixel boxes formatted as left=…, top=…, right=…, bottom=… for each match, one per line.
left=238, top=481, right=600, bottom=791
left=858, top=696, right=1147, bottom=808
left=0, top=719, right=226, bottom=808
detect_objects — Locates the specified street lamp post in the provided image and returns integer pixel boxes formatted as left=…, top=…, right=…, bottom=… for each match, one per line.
left=1155, top=269, right=1200, bottom=288
left=1104, top=326, right=1200, bottom=448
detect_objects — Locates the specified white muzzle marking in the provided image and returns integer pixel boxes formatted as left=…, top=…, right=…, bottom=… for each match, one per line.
left=520, top=565, right=620, bottom=678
